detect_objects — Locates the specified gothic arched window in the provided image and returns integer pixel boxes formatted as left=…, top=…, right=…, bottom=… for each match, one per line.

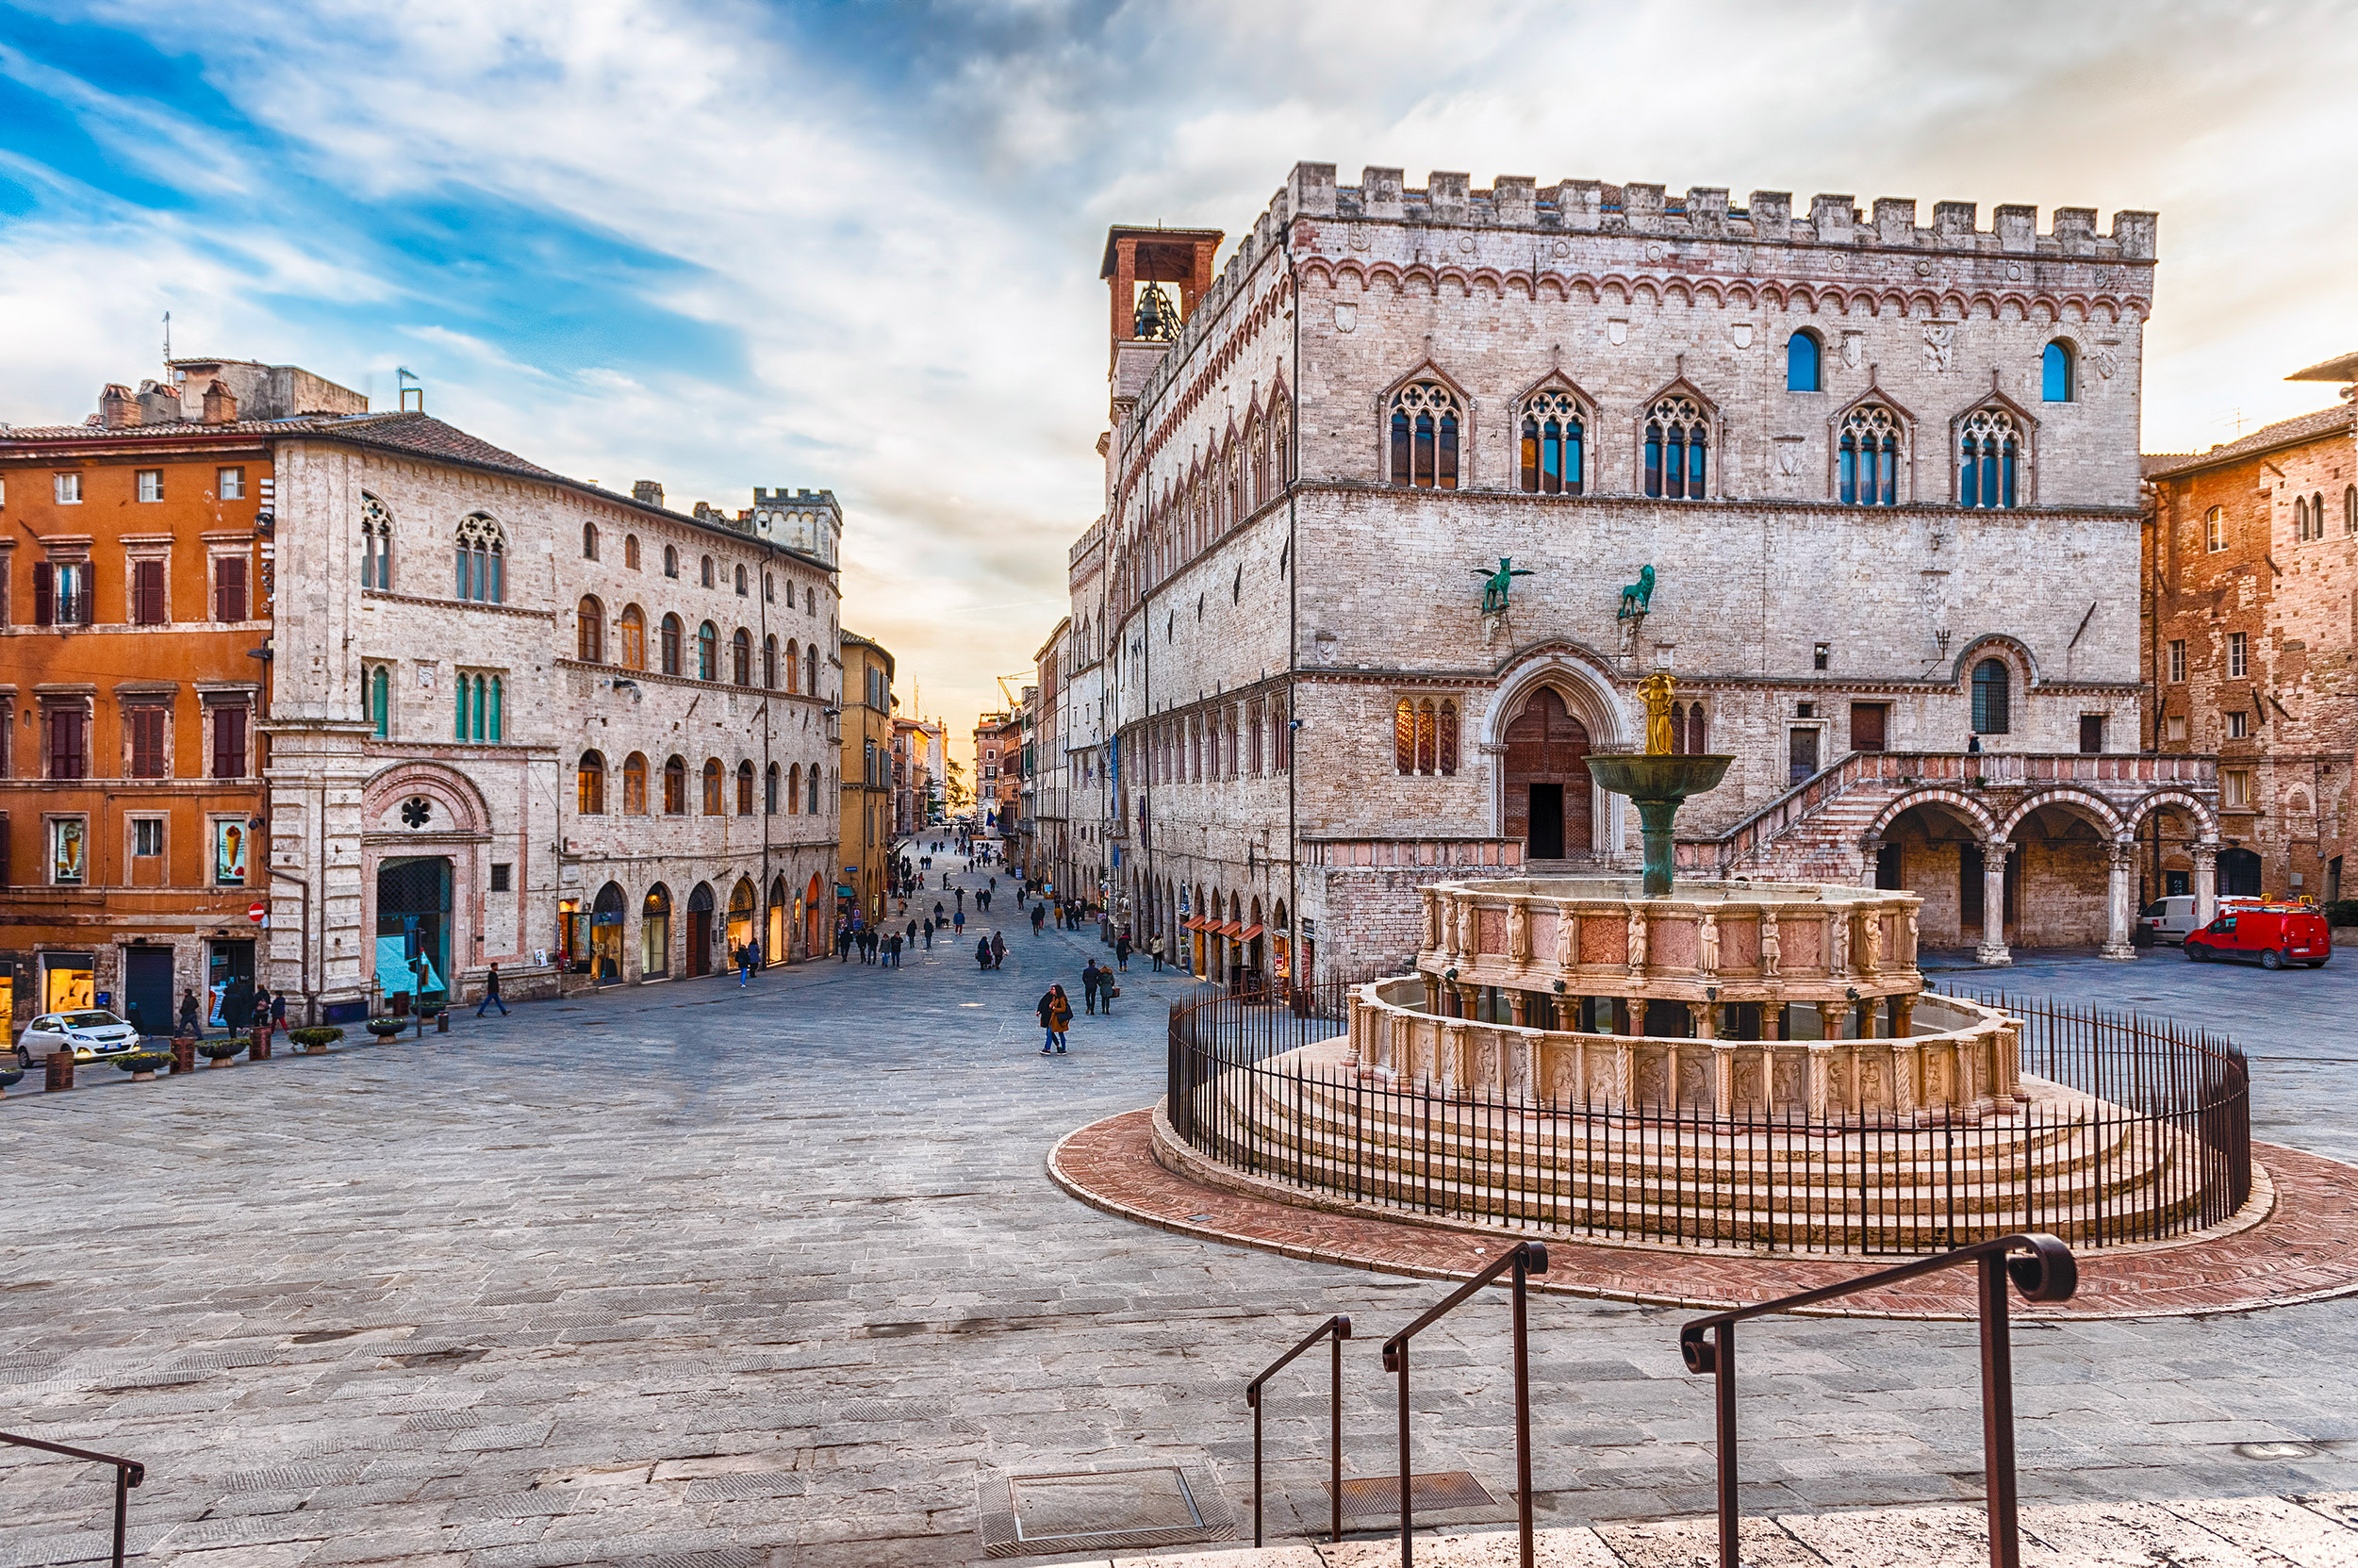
left=1958, top=408, right=2020, bottom=509
left=1971, top=658, right=2012, bottom=734
left=1643, top=395, right=1709, bottom=500
left=624, top=534, right=640, bottom=570
left=664, top=543, right=679, bottom=578
left=1388, top=381, right=1461, bottom=489
left=702, top=758, right=724, bottom=816
left=368, top=665, right=390, bottom=737
left=360, top=494, right=394, bottom=591
left=660, top=613, right=683, bottom=674
left=766, top=762, right=781, bottom=814
left=576, top=750, right=605, bottom=815
left=1839, top=404, right=1903, bottom=506
left=1787, top=331, right=1822, bottom=392
left=804, top=641, right=819, bottom=695
left=2347, top=486, right=2357, bottom=536
left=731, top=627, right=751, bottom=686
left=663, top=754, right=686, bottom=815
left=622, top=752, right=649, bottom=815
left=2297, top=495, right=2314, bottom=542
left=582, top=521, right=599, bottom=561
left=736, top=760, right=755, bottom=816
left=1519, top=389, right=1585, bottom=495
left=455, top=514, right=505, bottom=602
left=697, top=620, right=717, bottom=682
left=763, top=634, right=779, bottom=689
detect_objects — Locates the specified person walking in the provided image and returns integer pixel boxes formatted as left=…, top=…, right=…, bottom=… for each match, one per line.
left=952, top=908, right=965, bottom=937
left=264, top=989, right=288, bottom=1046
left=477, top=963, right=508, bottom=1016
left=976, top=935, right=993, bottom=971
left=1115, top=931, right=1132, bottom=971
left=178, top=988, right=202, bottom=1040
left=1150, top=934, right=1165, bottom=973
left=956, top=887, right=966, bottom=911
left=885, top=931, right=901, bottom=968
left=1080, top=959, right=1101, bottom=1015
left=1036, top=983, right=1073, bottom=1054
left=922, top=917, right=933, bottom=949
left=1100, top=967, right=1117, bottom=1015
left=1031, top=903, right=1046, bottom=935
left=933, top=900, right=946, bottom=924
left=991, top=930, right=1007, bottom=970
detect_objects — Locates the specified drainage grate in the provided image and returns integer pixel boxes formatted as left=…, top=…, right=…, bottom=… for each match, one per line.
left=977, top=1464, right=1235, bottom=1559
left=1331, top=1471, right=1497, bottom=1519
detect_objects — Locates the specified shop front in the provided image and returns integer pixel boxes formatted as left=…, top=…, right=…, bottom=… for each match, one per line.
left=374, top=856, right=452, bottom=1008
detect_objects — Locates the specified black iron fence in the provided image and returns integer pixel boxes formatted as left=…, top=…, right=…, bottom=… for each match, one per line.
left=1166, top=982, right=2251, bottom=1255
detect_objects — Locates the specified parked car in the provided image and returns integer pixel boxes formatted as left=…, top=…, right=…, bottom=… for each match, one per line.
left=2184, top=906, right=2333, bottom=969
left=2137, top=894, right=2265, bottom=947
left=17, top=1010, right=144, bottom=1062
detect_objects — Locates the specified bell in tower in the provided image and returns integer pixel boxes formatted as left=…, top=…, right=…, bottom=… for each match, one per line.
left=1133, top=281, right=1179, bottom=343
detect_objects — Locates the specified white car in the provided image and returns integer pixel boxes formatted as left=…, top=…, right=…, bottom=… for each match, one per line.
left=2136, top=894, right=2267, bottom=947
left=16, top=1010, right=143, bottom=1063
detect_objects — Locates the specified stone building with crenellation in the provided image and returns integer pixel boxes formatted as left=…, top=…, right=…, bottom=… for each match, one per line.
left=1072, top=163, right=2221, bottom=987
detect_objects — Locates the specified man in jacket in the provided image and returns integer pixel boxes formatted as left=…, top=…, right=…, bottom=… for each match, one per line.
left=477, top=963, right=507, bottom=1016
left=1080, top=959, right=1101, bottom=1015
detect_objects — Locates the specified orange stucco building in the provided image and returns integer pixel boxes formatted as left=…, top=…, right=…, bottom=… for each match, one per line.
left=0, top=360, right=358, bottom=1040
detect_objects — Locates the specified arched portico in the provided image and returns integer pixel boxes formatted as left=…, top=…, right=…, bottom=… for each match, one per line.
left=360, top=761, right=494, bottom=1006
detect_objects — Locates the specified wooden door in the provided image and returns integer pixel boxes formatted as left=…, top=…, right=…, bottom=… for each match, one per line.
left=1502, top=687, right=1591, bottom=856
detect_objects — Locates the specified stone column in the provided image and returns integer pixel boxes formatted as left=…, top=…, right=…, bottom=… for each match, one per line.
left=1508, top=990, right=1528, bottom=1028
left=1893, top=994, right=1916, bottom=1039
left=1694, top=1000, right=1719, bottom=1040
left=1627, top=999, right=1650, bottom=1038
left=1975, top=839, right=2013, bottom=966
left=2192, top=841, right=2218, bottom=929
left=2102, top=840, right=2138, bottom=962
left=1760, top=1002, right=1782, bottom=1041
left=1712, top=1043, right=1738, bottom=1114
left=1818, top=1001, right=1847, bottom=1044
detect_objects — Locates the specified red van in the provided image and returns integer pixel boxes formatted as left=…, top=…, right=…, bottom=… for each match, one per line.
left=2184, top=906, right=2333, bottom=969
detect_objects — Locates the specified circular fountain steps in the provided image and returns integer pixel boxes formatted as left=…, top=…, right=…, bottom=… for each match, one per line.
left=1052, top=1109, right=2358, bottom=1320
left=1186, top=1042, right=2222, bottom=1252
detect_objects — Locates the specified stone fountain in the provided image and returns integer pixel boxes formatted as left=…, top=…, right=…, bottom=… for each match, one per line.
left=1583, top=672, right=1731, bottom=898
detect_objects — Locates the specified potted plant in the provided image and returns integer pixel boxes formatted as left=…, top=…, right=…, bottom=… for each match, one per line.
left=0, top=1052, right=24, bottom=1098
left=199, top=1037, right=245, bottom=1066
left=365, top=1017, right=406, bottom=1040
left=114, top=1050, right=173, bottom=1082
left=289, top=1026, right=344, bottom=1055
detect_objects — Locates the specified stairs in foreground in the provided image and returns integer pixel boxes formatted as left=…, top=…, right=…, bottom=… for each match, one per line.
left=983, top=1491, right=2358, bottom=1566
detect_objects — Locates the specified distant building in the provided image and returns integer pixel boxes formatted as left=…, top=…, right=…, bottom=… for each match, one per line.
left=839, top=631, right=897, bottom=920
left=2142, top=351, right=2358, bottom=905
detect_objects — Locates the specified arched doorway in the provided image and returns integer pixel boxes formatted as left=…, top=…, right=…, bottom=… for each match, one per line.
left=727, top=878, right=757, bottom=959
left=804, top=872, right=825, bottom=959
left=1504, top=686, right=1591, bottom=860
left=376, top=856, right=453, bottom=1006
left=590, top=881, right=626, bottom=984
left=641, top=884, right=671, bottom=978
left=685, top=883, right=716, bottom=977
left=767, top=875, right=788, bottom=964
left=2218, top=847, right=2262, bottom=899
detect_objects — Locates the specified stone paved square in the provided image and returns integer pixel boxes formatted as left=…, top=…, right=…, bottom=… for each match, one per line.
left=6, top=864, right=2357, bottom=1565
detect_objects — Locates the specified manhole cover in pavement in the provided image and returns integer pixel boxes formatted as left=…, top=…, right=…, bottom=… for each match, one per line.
left=977, top=1464, right=1235, bottom=1558
left=1331, top=1471, right=1497, bottom=1519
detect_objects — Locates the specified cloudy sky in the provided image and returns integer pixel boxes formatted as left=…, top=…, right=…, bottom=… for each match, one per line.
left=4, top=0, right=2354, bottom=751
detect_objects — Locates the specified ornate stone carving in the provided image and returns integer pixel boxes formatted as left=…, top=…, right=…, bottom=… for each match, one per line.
left=1922, top=322, right=1955, bottom=372
left=1698, top=911, right=1720, bottom=976
left=1759, top=912, right=1780, bottom=976
left=1508, top=899, right=1531, bottom=964
left=1554, top=901, right=1577, bottom=968
left=1861, top=913, right=1882, bottom=976
left=1626, top=908, right=1648, bottom=974
left=1828, top=911, right=1851, bottom=975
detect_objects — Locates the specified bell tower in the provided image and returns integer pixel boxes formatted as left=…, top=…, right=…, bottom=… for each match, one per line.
left=1099, top=225, right=1223, bottom=410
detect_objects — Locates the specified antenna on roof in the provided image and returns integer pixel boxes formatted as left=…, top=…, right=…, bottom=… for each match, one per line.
left=162, top=310, right=171, bottom=364
left=398, top=367, right=424, bottom=414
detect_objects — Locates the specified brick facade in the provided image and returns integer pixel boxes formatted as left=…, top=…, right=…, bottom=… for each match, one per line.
left=2144, top=378, right=2358, bottom=905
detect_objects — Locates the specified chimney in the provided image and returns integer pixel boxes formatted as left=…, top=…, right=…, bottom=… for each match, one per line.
left=100, top=384, right=140, bottom=429
left=202, top=380, right=239, bottom=425
left=632, top=479, right=664, bottom=509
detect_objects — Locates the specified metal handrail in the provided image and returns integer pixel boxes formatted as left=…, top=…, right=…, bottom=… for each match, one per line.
left=1244, top=1312, right=1351, bottom=1546
left=2, top=1432, right=145, bottom=1567
left=1677, top=1232, right=2076, bottom=1568
left=1379, top=1241, right=1547, bottom=1568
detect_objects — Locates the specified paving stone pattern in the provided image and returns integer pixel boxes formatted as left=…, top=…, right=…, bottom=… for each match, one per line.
left=3, top=868, right=2357, bottom=1567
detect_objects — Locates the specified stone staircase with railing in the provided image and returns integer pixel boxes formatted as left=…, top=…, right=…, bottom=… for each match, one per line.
left=1674, top=751, right=2220, bottom=884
